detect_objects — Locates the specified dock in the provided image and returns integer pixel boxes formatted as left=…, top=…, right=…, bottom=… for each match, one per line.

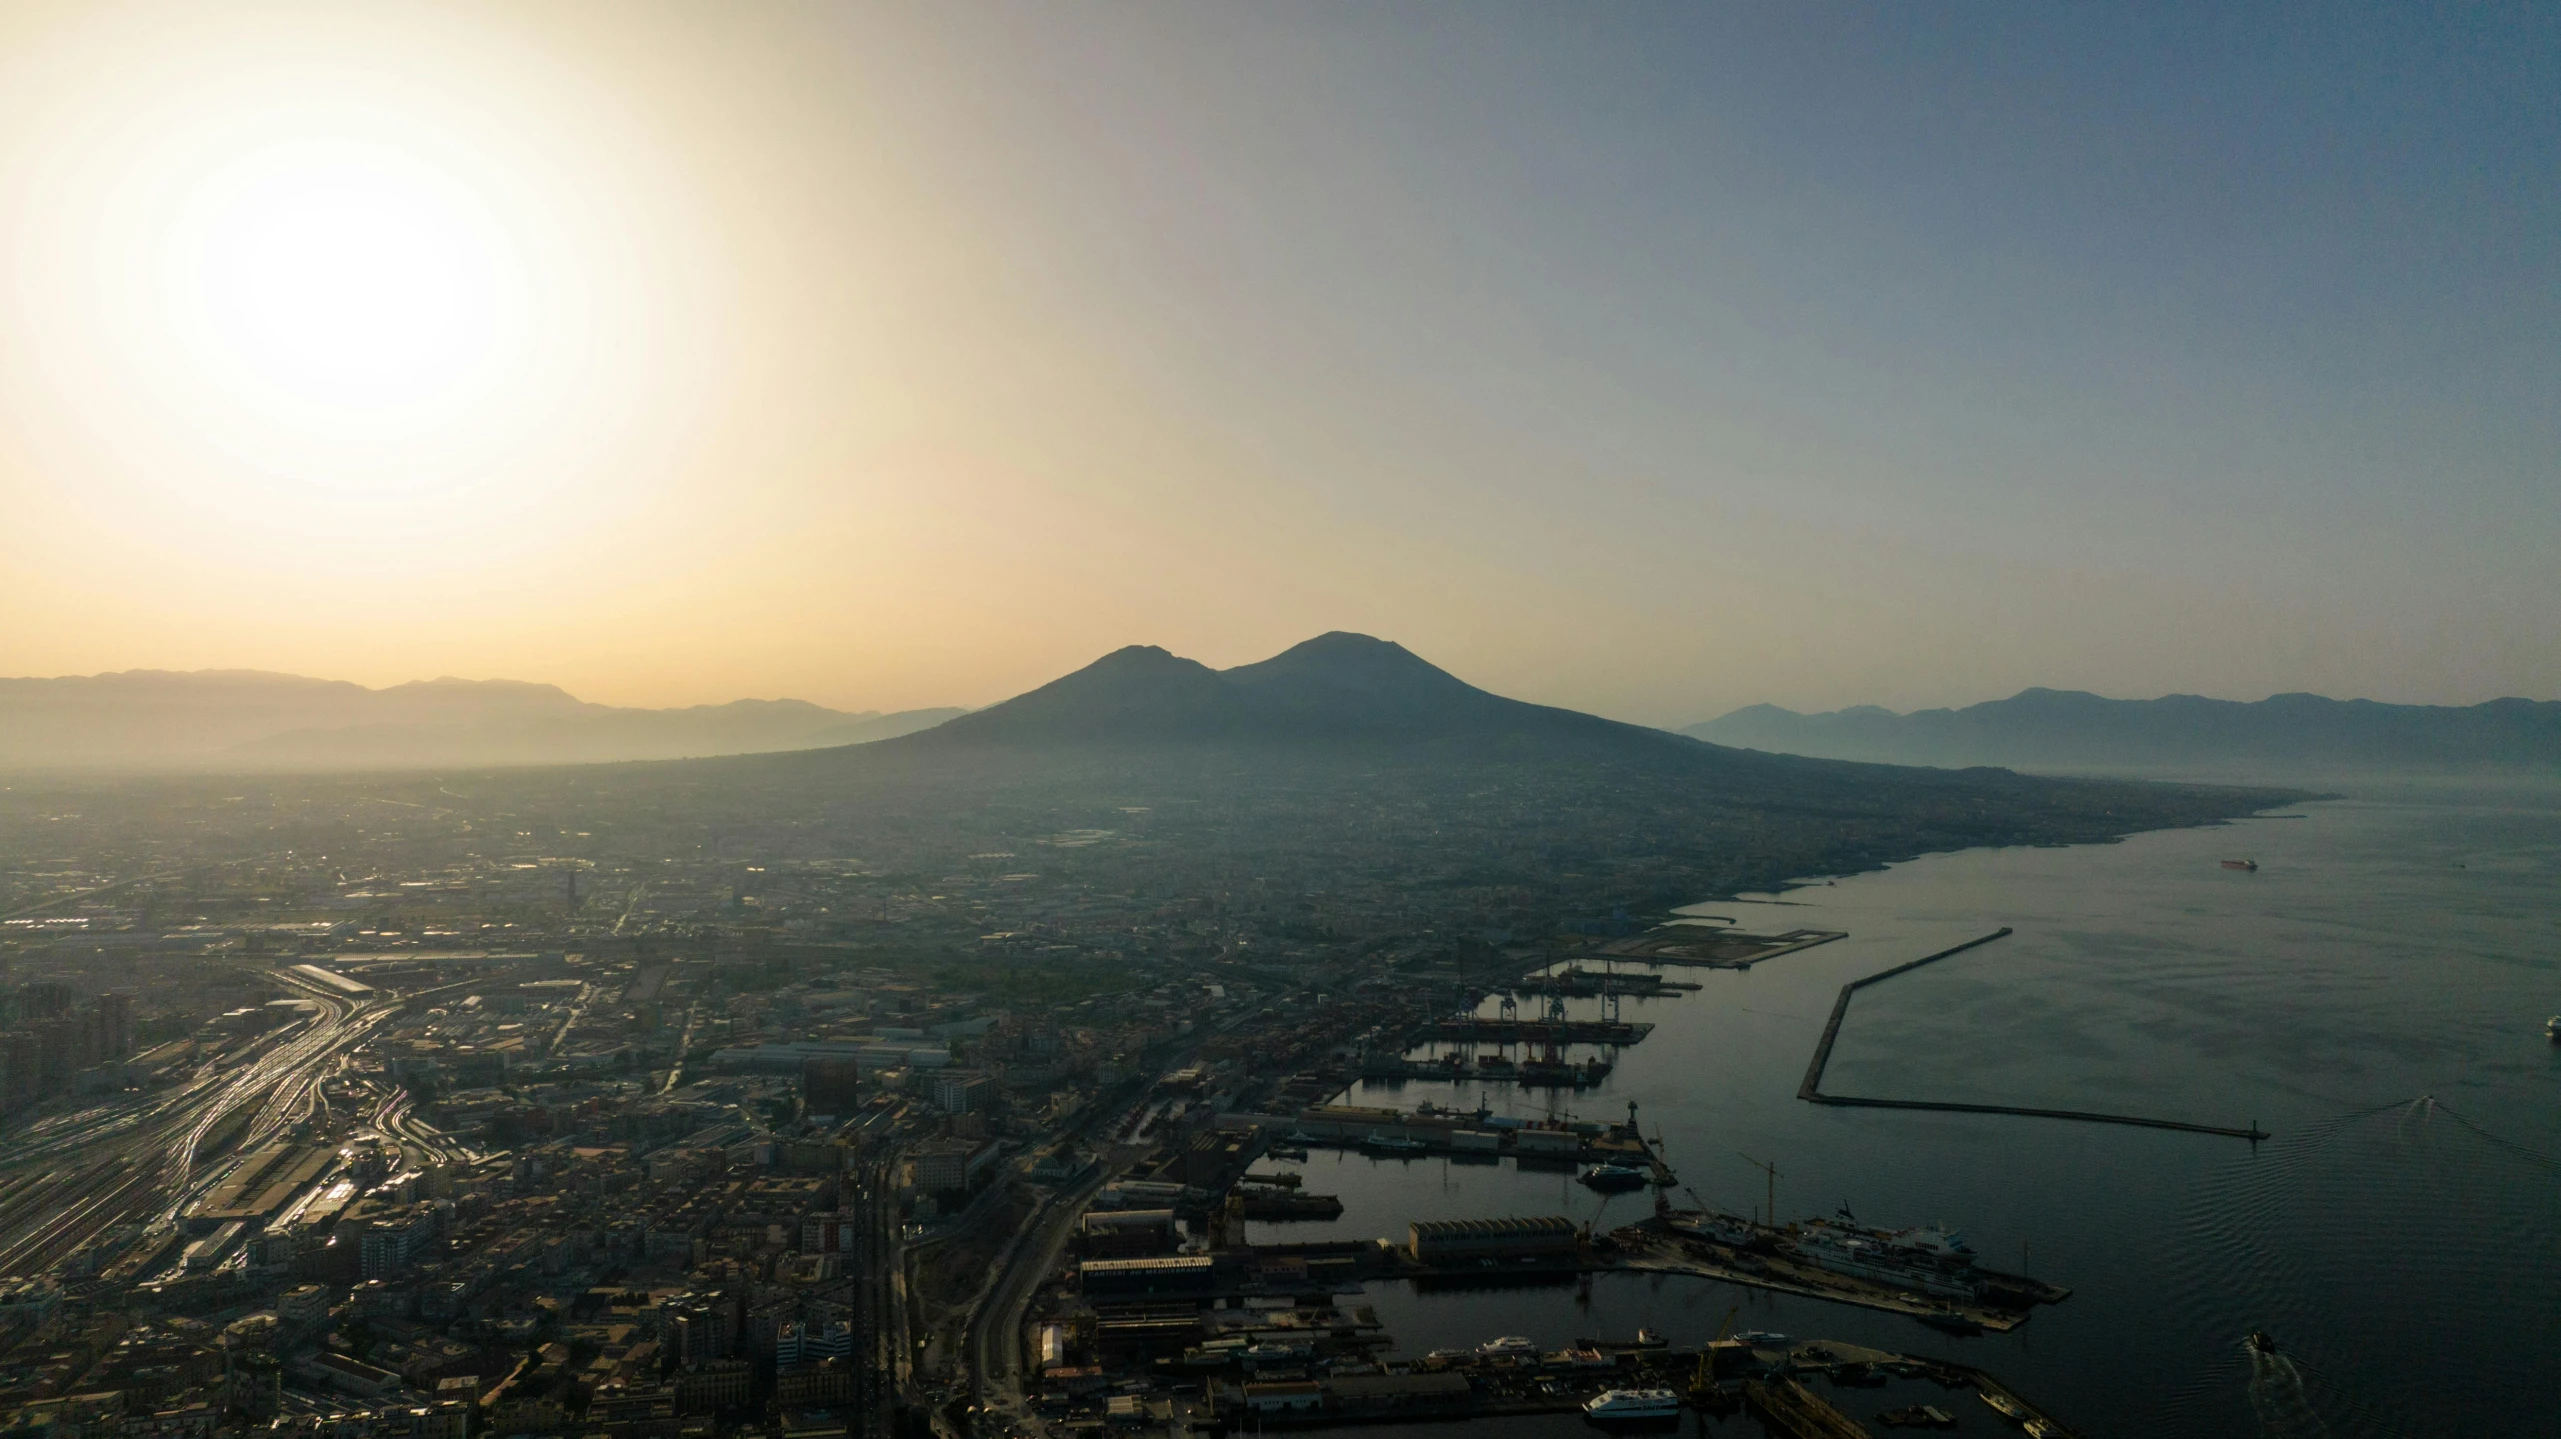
left=1510, top=969, right=1700, bottom=997
left=1592, top=926, right=1846, bottom=969
left=1608, top=1216, right=2069, bottom=1333
left=1423, top=1017, right=1652, bottom=1045
left=1357, top=1052, right=1612, bottom=1089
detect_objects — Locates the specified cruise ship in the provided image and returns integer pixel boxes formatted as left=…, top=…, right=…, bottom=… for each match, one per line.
left=1582, top=1388, right=1683, bottom=1421
left=1787, top=1218, right=1985, bottom=1301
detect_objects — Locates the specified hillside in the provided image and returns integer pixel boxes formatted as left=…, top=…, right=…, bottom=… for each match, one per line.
left=1687, top=689, right=2561, bottom=773
left=473, top=634, right=2311, bottom=912
left=0, top=669, right=962, bottom=769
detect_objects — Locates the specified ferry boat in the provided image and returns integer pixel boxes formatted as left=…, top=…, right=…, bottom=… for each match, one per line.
left=1582, top=1388, right=1682, bottom=1421
left=1475, top=1335, right=1539, bottom=1358
left=2220, top=858, right=2259, bottom=872
left=1578, top=1162, right=1649, bottom=1192
left=1980, top=1390, right=2028, bottom=1422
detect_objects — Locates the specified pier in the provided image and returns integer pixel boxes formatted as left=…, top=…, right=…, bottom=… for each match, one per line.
left=1424, top=1016, right=1652, bottom=1045
left=1796, top=927, right=2272, bottom=1142
left=1593, top=925, right=1847, bottom=969
left=1358, top=1052, right=1613, bottom=1089
left=1611, top=1217, right=2068, bottom=1333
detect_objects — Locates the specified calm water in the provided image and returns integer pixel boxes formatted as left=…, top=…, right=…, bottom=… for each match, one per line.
left=1246, top=778, right=2561, bottom=1438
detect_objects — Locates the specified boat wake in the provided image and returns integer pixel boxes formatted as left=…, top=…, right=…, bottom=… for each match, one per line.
left=2152, top=1094, right=2561, bottom=1438
left=2245, top=1344, right=2333, bottom=1439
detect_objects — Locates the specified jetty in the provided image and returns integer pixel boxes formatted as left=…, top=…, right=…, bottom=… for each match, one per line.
left=1796, top=928, right=2272, bottom=1142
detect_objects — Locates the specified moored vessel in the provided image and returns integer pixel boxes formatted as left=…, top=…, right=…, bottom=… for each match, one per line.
left=1579, top=1162, right=1648, bottom=1192
left=1582, top=1388, right=1682, bottom=1422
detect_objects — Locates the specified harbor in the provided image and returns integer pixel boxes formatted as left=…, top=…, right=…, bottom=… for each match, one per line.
left=1008, top=796, right=2550, bottom=1438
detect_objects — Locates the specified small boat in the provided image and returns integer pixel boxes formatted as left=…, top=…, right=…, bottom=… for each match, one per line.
left=1476, top=1335, right=1539, bottom=1357
left=1266, top=1145, right=1309, bottom=1161
left=1877, top=1405, right=1956, bottom=1430
left=1980, top=1390, right=2028, bottom=1422
left=2220, top=858, right=2259, bottom=872
left=1579, top=1162, right=1648, bottom=1192
left=1361, top=1131, right=1427, bottom=1154
left=2246, top=1330, right=2278, bottom=1356
left=2545, top=1016, right=2560, bottom=1043
left=1633, top=1327, right=1667, bottom=1348
left=1581, top=1388, right=1682, bottom=1422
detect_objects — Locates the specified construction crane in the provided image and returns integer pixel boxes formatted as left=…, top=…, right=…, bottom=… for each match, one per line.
left=1691, top=1305, right=1741, bottom=1393
left=1737, top=1152, right=1780, bottom=1230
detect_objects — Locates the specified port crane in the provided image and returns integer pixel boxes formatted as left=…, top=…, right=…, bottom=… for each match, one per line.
left=1690, top=1305, right=1741, bottom=1394
left=1737, top=1152, right=1780, bottom=1230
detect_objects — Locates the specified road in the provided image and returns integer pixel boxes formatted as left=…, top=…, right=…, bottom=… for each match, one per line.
left=0, top=967, right=394, bottom=1278
left=852, top=1152, right=906, bottom=1439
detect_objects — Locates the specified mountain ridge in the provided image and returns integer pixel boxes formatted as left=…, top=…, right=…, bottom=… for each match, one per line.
left=1686, top=687, right=2561, bottom=772
left=0, top=669, right=964, bottom=770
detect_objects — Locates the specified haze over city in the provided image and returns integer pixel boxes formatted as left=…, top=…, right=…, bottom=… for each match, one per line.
left=1, top=2, right=2554, bottom=722
left=0, top=10, right=2555, bottom=1439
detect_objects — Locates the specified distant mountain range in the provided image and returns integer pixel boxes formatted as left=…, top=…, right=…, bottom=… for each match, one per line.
left=0, top=670, right=964, bottom=770
left=1687, top=688, right=2561, bottom=773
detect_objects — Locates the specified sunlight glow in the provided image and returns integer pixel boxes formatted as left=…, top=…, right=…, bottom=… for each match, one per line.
left=0, top=8, right=718, bottom=551
left=172, top=141, right=519, bottom=420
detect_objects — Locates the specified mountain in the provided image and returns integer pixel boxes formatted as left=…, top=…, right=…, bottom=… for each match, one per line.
left=1686, top=688, right=2561, bottom=773
left=908, top=631, right=1688, bottom=754
left=536, top=633, right=2311, bottom=912
left=0, top=669, right=963, bottom=770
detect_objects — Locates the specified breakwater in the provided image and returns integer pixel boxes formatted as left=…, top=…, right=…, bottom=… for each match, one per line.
left=1797, top=927, right=2271, bottom=1141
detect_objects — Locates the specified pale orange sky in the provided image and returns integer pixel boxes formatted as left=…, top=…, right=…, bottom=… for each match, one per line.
left=1, top=2, right=2554, bottom=723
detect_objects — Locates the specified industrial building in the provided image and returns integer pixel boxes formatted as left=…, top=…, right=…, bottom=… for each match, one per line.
left=1407, top=1215, right=1578, bottom=1264
left=1079, top=1209, right=1177, bottom=1259
left=1077, top=1255, right=1216, bottom=1299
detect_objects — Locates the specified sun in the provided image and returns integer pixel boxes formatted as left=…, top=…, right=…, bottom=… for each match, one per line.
left=4, top=9, right=721, bottom=552
left=172, top=140, right=519, bottom=419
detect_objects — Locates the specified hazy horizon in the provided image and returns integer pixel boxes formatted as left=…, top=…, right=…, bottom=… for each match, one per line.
left=2, top=2, right=2554, bottom=725
left=3, top=646, right=2557, bottom=732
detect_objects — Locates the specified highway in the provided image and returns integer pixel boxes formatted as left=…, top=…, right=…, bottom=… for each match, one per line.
left=0, top=966, right=396, bottom=1279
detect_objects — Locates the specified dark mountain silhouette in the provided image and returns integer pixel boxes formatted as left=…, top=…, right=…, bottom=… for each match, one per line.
left=1687, top=688, right=2561, bottom=773
left=595, top=634, right=2311, bottom=912
left=907, top=631, right=1693, bottom=755
left=0, top=669, right=961, bottom=769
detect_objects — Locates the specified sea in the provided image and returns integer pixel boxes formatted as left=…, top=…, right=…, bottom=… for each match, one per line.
left=1241, top=776, right=2561, bottom=1438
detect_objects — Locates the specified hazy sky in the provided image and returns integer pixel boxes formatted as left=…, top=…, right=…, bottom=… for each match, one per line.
left=1, top=3, right=2553, bottom=723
